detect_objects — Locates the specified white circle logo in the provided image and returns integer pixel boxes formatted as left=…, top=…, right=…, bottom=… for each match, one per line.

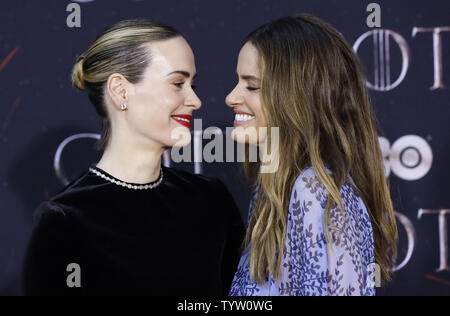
left=380, top=135, right=433, bottom=181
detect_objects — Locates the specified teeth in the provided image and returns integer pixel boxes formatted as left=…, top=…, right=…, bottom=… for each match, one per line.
left=235, top=114, right=255, bottom=122
left=172, top=117, right=190, bottom=123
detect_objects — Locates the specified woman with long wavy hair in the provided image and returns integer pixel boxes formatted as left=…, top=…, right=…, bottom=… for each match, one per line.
left=226, top=14, right=398, bottom=296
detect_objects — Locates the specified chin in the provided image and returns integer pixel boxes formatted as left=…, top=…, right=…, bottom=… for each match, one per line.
left=231, top=127, right=260, bottom=145
left=170, top=127, right=192, bottom=147
left=174, top=137, right=192, bottom=147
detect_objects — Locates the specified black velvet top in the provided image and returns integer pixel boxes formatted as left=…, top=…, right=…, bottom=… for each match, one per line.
left=21, top=163, right=245, bottom=296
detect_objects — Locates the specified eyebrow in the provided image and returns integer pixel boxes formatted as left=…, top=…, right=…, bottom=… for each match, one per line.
left=239, top=74, right=261, bottom=81
left=166, top=70, right=197, bottom=79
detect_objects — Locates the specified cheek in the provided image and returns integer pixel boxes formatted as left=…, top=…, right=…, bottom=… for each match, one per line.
left=155, top=89, right=183, bottom=114
left=142, top=92, right=183, bottom=128
left=247, top=94, right=267, bottom=127
left=153, top=93, right=189, bottom=145
left=136, top=85, right=182, bottom=113
left=133, top=89, right=183, bottom=135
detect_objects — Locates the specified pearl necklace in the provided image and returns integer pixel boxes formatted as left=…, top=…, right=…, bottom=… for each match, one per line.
left=88, top=166, right=163, bottom=190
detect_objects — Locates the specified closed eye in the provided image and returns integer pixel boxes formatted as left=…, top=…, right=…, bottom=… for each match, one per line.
left=174, top=82, right=197, bottom=90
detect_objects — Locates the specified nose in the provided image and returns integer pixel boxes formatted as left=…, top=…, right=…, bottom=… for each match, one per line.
left=225, top=85, right=244, bottom=108
left=185, top=88, right=202, bottom=110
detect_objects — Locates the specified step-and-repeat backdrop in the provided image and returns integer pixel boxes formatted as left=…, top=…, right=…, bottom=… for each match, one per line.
left=0, top=0, right=449, bottom=295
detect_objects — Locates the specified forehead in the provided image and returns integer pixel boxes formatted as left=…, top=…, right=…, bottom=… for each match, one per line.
left=237, top=42, right=260, bottom=75
left=145, top=37, right=196, bottom=75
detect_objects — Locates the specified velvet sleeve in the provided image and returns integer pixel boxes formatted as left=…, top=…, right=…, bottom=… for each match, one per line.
left=214, top=179, right=246, bottom=295
left=21, top=201, right=82, bottom=296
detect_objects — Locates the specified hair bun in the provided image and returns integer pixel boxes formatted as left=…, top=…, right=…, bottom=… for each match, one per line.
left=71, top=54, right=86, bottom=90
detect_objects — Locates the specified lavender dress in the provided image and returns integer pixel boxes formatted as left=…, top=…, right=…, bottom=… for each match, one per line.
left=229, top=166, right=376, bottom=296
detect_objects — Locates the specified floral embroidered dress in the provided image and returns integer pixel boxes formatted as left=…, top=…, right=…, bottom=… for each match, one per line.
left=229, top=166, right=376, bottom=296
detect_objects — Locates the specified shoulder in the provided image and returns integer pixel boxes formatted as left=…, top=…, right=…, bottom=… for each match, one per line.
left=163, top=165, right=228, bottom=194
left=25, top=200, right=80, bottom=265
left=164, top=166, right=241, bottom=219
left=288, top=166, right=329, bottom=231
left=289, top=166, right=363, bottom=221
left=289, top=165, right=373, bottom=241
left=290, top=166, right=329, bottom=208
left=290, top=165, right=361, bottom=209
left=31, top=200, right=75, bottom=232
left=33, top=200, right=67, bottom=222
left=42, top=169, right=93, bottom=209
left=23, top=202, right=83, bottom=295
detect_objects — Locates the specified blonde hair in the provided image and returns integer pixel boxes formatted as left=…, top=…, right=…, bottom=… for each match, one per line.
left=71, top=18, right=180, bottom=150
left=242, top=14, right=398, bottom=285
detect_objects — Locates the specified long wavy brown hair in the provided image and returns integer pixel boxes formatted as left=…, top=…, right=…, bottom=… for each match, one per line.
left=241, top=14, right=398, bottom=285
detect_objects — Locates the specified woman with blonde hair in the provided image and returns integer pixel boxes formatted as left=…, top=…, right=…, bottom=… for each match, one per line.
left=22, top=18, right=244, bottom=296
left=226, top=14, right=398, bottom=296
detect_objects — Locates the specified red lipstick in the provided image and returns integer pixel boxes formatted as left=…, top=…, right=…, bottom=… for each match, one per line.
left=171, top=114, right=192, bottom=128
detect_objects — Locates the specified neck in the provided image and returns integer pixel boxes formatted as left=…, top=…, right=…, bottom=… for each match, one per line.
left=96, top=134, right=165, bottom=184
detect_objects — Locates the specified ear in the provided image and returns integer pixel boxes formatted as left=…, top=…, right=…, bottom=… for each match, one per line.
left=106, top=73, right=129, bottom=110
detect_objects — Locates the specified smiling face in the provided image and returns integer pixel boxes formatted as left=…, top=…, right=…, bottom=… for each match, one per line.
left=226, top=42, right=268, bottom=144
left=108, top=36, right=201, bottom=149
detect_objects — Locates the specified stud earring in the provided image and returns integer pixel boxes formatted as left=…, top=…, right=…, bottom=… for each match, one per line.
left=120, top=103, right=127, bottom=111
